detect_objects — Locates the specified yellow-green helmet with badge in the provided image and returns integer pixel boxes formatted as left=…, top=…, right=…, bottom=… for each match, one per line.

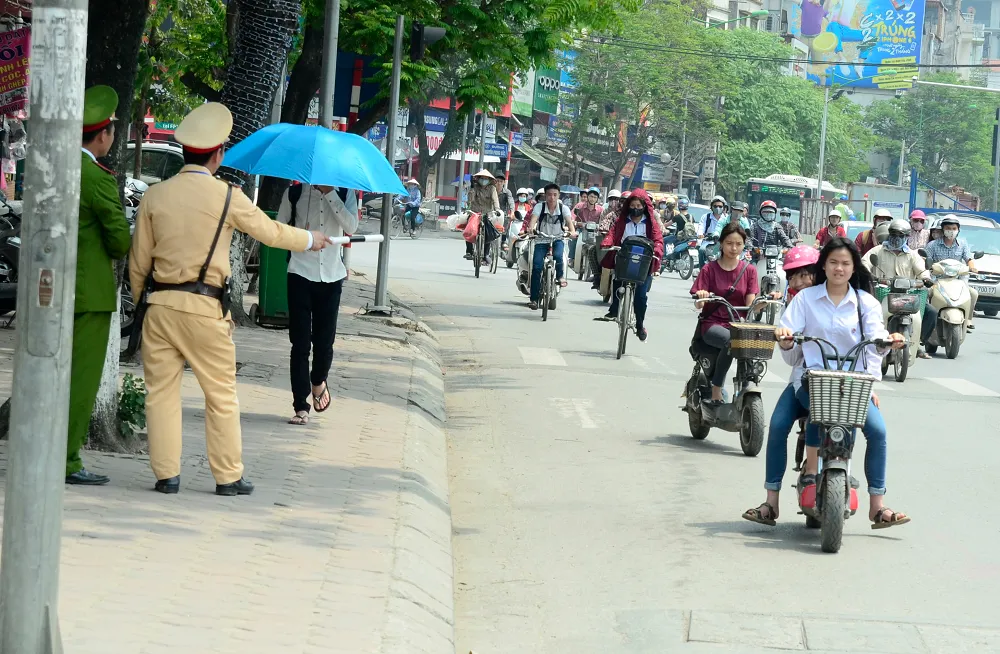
left=82, top=85, right=119, bottom=134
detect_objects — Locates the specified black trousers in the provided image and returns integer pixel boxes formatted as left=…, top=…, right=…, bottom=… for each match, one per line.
left=287, top=273, right=344, bottom=413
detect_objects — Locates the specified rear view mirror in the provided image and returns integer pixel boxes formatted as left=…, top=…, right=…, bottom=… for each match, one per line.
left=974, top=250, right=985, bottom=259
left=869, top=254, right=878, bottom=267
left=917, top=248, right=928, bottom=259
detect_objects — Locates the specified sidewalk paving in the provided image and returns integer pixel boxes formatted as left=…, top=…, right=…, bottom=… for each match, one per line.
left=0, top=274, right=454, bottom=654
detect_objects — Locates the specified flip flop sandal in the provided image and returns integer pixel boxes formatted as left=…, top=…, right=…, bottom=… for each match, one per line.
left=288, top=412, right=309, bottom=425
left=312, top=384, right=332, bottom=413
left=871, top=508, right=911, bottom=530
left=742, top=502, right=777, bottom=526
left=559, top=279, right=568, bottom=287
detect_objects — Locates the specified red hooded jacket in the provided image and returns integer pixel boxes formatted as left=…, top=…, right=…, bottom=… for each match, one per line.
left=599, top=188, right=664, bottom=268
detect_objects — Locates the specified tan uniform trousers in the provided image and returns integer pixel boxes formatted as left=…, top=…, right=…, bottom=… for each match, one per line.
left=142, top=304, right=243, bottom=484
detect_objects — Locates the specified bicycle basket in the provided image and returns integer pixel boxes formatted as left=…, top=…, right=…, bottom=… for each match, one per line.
left=887, top=292, right=919, bottom=315
left=806, top=369, right=876, bottom=427
left=614, top=235, right=654, bottom=284
left=728, top=322, right=776, bottom=360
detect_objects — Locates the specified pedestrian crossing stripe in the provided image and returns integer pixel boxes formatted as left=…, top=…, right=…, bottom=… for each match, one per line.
left=926, top=377, right=1000, bottom=398
left=518, top=346, right=567, bottom=367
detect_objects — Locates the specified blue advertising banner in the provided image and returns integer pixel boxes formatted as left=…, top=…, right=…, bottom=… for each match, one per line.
left=424, top=108, right=449, bottom=132
left=790, top=0, right=924, bottom=89
left=366, top=123, right=387, bottom=142
left=484, top=142, right=509, bottom=158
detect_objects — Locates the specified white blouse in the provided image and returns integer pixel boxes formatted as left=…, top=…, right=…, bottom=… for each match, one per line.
left=779, top=282, right=889, bottom=389
left=276, top=184, right=359, bottom=283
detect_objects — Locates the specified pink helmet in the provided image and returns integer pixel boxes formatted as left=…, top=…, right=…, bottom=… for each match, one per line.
left=909, top=209, right=926, bottom=220
left=783, top=244, right=819, bottom=272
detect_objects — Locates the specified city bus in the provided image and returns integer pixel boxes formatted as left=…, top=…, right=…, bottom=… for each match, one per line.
left=745, top=174, right=847, bottom=214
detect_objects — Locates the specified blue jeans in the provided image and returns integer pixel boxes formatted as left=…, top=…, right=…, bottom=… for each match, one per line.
left=530, top=239, right=564, bottom=302
left=608, top=275, right=652, bottom=327
left=764, top=383, right=887, bottom=495
left=403, top=206, right=420, bottom=230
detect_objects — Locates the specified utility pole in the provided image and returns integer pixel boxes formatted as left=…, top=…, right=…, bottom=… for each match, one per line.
left=372, top=14, right=404, bottom=313
left=993, top=108, right=1000, bottom=212
left=898, top=138, right=906, bottom=187
left=318, top=0, right=341, bottom=127
left=0, top=2, right=88, bottom=652
left=677, top=99, right=687, bottom=196
left=478, top=110, right=487, bottom=169
left=458, top=114, right=469, bottom=209
left=817, top=85, right=830, bottom=200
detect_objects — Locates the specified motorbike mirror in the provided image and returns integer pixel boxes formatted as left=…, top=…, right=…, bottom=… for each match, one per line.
left=917, top=248, right=928, bottom=259
left=974, top=250, right=985, bottom=259
left=869, top=254, right=878, bottom=268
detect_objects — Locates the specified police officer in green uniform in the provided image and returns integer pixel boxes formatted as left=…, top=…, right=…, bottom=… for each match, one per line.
left=66, top=85, right=132, bottom=485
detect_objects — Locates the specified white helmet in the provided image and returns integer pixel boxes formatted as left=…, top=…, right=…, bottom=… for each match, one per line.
left=516, top=187, right=527, bottom=196
left=607, top=189, right=622, bottom=199
left=873, top=208, right=893, bottom=223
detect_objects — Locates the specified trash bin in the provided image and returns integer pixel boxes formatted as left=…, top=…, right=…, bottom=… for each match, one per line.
left=248, top=211, right=290, bottom=328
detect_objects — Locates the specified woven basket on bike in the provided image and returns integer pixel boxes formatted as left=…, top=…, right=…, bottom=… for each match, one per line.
left=806, top=370, right=876, bottom=427
left=873, top=285, right=927, bottom=314
left=728, top=322, right=776, bottom=360
left=614, top=235, right=655, bottom=284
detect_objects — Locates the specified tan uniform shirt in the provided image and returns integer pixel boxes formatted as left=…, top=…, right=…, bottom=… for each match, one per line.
left=862, top=245, right=929, bottom=282
left=130, top=165, right=311, bottom=319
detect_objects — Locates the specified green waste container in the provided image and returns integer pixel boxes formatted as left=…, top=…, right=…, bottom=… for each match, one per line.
left=248, top=211, right=290, bottom=328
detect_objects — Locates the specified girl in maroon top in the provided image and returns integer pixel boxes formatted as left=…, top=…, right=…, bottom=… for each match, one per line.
left=690, top=222, right=759, bottom=402
left=816, top=209, right=847, bottom=248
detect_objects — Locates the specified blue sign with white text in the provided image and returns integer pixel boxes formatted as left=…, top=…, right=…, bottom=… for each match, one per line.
left=484, top=142, right=509, bottom=158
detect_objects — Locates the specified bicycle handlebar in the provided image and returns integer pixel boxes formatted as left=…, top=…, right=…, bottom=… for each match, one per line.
left=777, top=333, right=907, bottom=371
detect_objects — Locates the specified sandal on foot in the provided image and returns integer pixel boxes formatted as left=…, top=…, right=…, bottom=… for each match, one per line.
left=312, top=383, right=331, bottom=413
left=871, top=507, right=911, bottom=530
left=559, top=279, right=568, bottom=288
left=288, top=412, right=309, bottom=425
left=742, top=502, right=777, bottom=526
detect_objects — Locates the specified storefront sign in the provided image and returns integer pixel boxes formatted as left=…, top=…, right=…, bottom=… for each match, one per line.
left=425, top=108, right=449, bottom=132
left=512, top=69, right=535, bottom=116
left=0, top=27, right=30, bottom=116
left=484, top=142, right=508, bottom=158
left=533, top=66, right=560, bottom=115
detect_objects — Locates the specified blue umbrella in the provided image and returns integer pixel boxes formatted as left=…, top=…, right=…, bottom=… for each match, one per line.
left=561, top=185, right=583, bottom=194
left=449, top=174, right=472, bottom=185
left=222, top=123, right=407, bottom=195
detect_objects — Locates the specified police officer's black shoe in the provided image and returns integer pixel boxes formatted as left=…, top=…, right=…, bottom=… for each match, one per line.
left=66, top=469, right=110, bottom=485
left=154, top=476, right=180, bottom=494
left=216, top=477, right=255, bottom=496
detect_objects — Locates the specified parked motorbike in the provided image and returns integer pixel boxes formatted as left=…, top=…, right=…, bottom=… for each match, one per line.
left=683, top=295, right=784, bottom=457
left=924, top=255, right=982, bottom=359
left=788, top=332, right=899, bottom=553
left=0, top=196, right=20, bottom=316
left=871, top=268, right=925, bottom=382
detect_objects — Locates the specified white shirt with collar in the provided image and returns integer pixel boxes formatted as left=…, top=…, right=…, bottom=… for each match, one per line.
left=277, top=184, right=359, bottom=283
left=624, top=215, right=647, bottom=237
left=779, top=282, right=889, bottom=390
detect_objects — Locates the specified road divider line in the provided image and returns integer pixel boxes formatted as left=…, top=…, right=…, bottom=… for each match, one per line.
left=873, top=382, right=894, bottom=393
left=926, top=377, right=1000, bottom=397
left=633, top=358, right=650, bottom=370
left=518, top=346, right=567, bottom=367
left=572, top=399, right=598, bottom=429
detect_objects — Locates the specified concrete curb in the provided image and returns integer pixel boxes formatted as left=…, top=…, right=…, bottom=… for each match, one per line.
left=377, top=297, right=455, bottom=654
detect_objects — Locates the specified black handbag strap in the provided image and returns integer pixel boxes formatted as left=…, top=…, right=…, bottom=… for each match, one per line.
left=198, top=185, right=233, bottom=287
left=724, top=260, right=750, bottom=300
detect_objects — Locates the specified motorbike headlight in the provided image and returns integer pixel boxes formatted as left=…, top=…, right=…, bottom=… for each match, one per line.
left=6, top=237, right=19, bottom=246
left=828, top=426, right=847, bottom=443
left=764, top=245, right=779, bottom=257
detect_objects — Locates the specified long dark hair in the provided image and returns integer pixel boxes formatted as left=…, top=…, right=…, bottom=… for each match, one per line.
left=814, top=237, right=873, bottom=294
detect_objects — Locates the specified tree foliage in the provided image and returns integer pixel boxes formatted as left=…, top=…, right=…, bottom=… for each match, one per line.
left=865, top=73, right=994, bottom=197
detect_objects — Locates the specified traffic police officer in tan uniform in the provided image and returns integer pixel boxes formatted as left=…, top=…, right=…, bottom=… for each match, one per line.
left=129, top=103, right=331, bottom=496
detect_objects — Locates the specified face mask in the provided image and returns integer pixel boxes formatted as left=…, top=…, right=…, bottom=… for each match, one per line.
left=518, top=195, right=527, bottom=202
left=761, top=221, right=775, bottom=233
left=629, top=207, right=644, bottom=218
left=658, top=204, right=666, bottom=210
left=712, top=206, right=723, bottom=216
left=761, top=211, right=776, bottom=222
left=944, top=229, right=959, bottom=239
left=886, top=235, right=906, bottom=251
left=478, top=178, right=490, bottom=187
left=911, top=221, right=924, bottom=230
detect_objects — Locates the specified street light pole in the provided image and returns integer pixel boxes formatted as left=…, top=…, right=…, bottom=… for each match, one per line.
left=817, top=85, right=830, bottom=200
left=0, top=2, right=89, bottom=652
left=677, top=98, right=687, bottom=196
left=898, top=138, right=906, bottom=187
left=318, top=0, right=341, bottom=128
left=372, top=14, right=404, bottom=313
left=458, top=114, right=469, bottom=209
left=478, top=111, right=487, bottom=168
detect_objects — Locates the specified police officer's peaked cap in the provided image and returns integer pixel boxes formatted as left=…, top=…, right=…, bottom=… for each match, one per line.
left=82, top=85, right=119, bottom=133
left=175, top=102, right=234, bottom=153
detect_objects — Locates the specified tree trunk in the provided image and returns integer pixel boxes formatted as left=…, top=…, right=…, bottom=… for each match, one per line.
left=218, top=0, right=301, bottom=326
left=84, top=0, right=149, bottom=452
left=413, top=96, right=462, bottom=192
left=257, top=21, right=324, bottom=214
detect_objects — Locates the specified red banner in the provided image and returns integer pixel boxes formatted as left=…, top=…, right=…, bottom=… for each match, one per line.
left=0, top=27, right=29, bottom=116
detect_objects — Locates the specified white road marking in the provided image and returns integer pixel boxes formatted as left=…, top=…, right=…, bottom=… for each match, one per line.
left=763, top=371, right=787, bottom=385
left=632, top=357, right=650, bottom=370
left=873, top=382, right=894, bottom=393
left=653, top=356, right=675, bottom=375
left=926, top=377, right=1000, bottom=398
left=518, top=346, right=566, bottom=367
left=572, top=399, right=598, bottom=429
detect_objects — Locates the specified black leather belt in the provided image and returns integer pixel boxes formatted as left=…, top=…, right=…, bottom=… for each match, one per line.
left=151, top=281, right=224, bottom=300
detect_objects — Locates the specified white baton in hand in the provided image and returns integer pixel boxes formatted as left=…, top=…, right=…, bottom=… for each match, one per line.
left=327, top=234, right=385, bottom=245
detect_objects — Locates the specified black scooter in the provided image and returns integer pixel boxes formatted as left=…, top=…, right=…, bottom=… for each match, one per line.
left=0, top=197, right=21, bottom=316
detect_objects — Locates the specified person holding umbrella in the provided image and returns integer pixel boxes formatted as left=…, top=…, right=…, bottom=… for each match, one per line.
left=277, top=182, right=359, bottom=425
left=130, top=103, right=332, bottom=496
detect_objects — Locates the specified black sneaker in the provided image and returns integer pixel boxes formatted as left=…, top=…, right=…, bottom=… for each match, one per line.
left=216, top=477, right=255, bottom=496
left=529, top=301, right=539, bottom=310
left=637, top=326, right=648, bottom=342
left=66, top=469, right=110, bottom=485
left=595, top=312, right=615, bottom=321
left=463, top=253, right=474, bottom=260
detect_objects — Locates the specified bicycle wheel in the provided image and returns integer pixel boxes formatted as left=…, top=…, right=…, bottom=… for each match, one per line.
left=541, top=261, right=551, bottom=321
left=410, top=217, right=424, bottom=239
left=389, top=215, right=403, bottom=239
left=474, top=229, right=483, bottom=278
left=616, top=284, right=633, bottom=359
left=490, top=239, right=500, bottom=274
